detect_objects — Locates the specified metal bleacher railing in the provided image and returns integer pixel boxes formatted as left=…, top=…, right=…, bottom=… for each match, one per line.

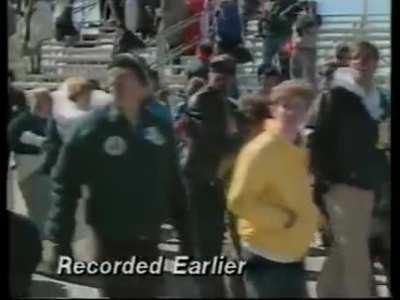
left=13, top=11, right=390, bottom=93
left=242, top=13, right=391, bottom=91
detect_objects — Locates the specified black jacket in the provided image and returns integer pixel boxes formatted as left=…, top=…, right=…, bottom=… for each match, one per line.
left=42, top=118, right=64, bottom=175
left=181, top=85, right=244, bottom=183
left=44, top=104, right=192, bottom=251
left=8, top=111, right=47, bottom=155
left=309, top=86, right=390, bottom=191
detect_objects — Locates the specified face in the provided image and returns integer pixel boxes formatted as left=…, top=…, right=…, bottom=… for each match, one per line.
left=111, top=69, right=148, bottom=110
left=209, top=72, right=232, bottom=92
left=349, top=49, right=378, bottom=83
left=271, top=97, right=309, bottom=130
left=337, top=51, right=351, bottom=67
left=35, top=98, right=53, bottom=118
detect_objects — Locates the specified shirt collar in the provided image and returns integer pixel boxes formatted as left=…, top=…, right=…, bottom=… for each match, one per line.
left=107, top=103, right=152, bottom=128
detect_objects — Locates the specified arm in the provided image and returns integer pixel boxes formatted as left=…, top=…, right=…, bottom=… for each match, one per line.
left=7, top=114, right=28, bottom=152
left=309, top=90, right=340, bottom=180
left=42, top=118, right=63, bottom=175
left=165, top=126, right=195, bottom=256
left=43, top=129, right=86, bottom=255
left=228, top=144, right=294, bottom=231
left=186, top=92, right=227, bottom=149
left=19, top=131, right=46, bottom=148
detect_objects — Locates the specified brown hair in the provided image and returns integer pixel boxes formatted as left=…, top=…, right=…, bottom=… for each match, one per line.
left=238, top=94, right=269, bottom=124
left=27, top=88, right=53, bottom=114
left=64, top=77, right=94, bottom=102
left=186, top=77, right=206, bottom=96
left=350, top=41, right=380, bottom=61
left=270, top=80, right=316, bottom=108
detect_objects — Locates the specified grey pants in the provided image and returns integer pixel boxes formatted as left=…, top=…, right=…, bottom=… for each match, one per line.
left=290, top=47, right=317, bottom=89
left=317, top=184, right=374, bottom=298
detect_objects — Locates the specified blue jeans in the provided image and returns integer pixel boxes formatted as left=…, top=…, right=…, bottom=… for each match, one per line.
left=242, top=249, right=307, bottom=298
left=263, top=33, right=290, bottom=68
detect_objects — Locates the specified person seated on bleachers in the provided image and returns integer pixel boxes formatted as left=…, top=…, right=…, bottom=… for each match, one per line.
left=9, top=210, right=42, bottom=298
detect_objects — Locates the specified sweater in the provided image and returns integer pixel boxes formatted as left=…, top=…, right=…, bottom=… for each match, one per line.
left=228, top=121, right=320, bottom=261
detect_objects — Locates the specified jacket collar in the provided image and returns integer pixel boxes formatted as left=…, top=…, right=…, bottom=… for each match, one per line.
left=107, top=103, right=150, bottom=126
left=331, top=67, right=378, bottom=99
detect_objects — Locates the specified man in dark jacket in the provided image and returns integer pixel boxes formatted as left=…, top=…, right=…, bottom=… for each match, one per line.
left=42, top=54, right=194, bottom=298
left=309, top=41, right=390, bottom=298
left=182, top=54, right=243, bottom=298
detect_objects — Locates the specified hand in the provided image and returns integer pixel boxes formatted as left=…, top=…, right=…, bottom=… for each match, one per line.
left=38, top=240, right=73, bottom=274
left=20, top=131, right=46, bottom=148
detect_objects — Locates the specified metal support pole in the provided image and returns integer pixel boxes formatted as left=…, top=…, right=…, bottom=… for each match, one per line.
left=362, top=0, right=368, bottom=36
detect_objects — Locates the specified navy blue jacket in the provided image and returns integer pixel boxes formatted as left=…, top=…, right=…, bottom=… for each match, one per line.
left=45, top=104, right=191, bottom=251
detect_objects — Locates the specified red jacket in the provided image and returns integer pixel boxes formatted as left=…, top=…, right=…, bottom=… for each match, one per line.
left=183, top=0, right=205, bottom=55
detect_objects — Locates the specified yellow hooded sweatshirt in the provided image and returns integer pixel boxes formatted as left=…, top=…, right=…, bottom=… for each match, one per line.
left=228, top=121, right=320, bottom=262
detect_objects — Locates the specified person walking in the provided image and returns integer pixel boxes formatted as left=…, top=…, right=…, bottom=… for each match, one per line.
left=182, top=54, right=243, bottom=298
left=310, top=41, right=390, bottom=298
left=228, top=80, right=320, bottom=298
left=42, top=54, right=194, bottom=298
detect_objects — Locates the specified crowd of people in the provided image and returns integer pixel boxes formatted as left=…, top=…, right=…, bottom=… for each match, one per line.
left=7, top=0, right=390, bottom=299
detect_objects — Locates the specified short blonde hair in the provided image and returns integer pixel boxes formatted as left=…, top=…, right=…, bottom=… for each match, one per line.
left=64, top=77, right=93, bottom=102
left=270, top=80, right=316, bottom=108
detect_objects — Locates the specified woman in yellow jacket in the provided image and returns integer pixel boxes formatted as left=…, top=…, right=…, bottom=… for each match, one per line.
left=228, top=80, right=321, bottom=298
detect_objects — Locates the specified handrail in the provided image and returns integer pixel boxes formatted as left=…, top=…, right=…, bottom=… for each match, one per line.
left=319, top=13, right=390, bottom=17
left=155, top=12, right=204, bottom=81
left=157, top=13, right=202, bottom=40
